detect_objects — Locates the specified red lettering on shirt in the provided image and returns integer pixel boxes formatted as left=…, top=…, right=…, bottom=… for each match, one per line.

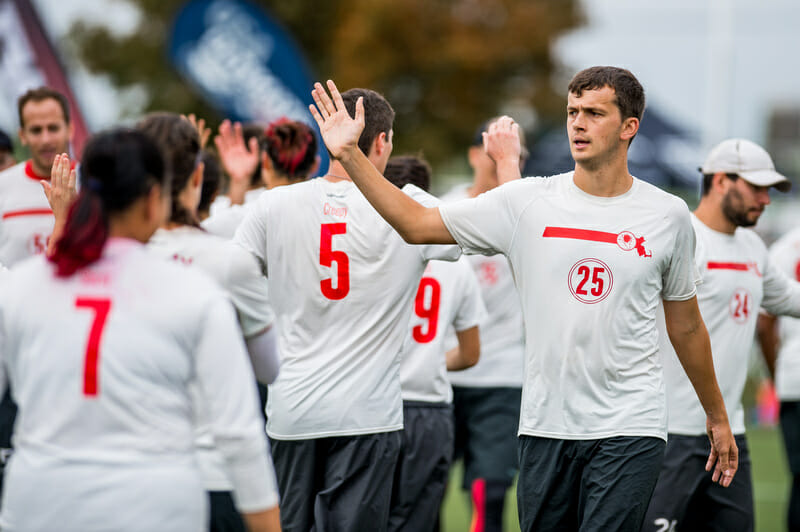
left=323, top=203, right=348, bottom=219
left=707, top=261, right=762, bottom=277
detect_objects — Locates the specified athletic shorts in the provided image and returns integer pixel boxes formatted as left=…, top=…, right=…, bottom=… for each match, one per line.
left=208, top=491, right=245, bottom=532
left=388, top=401, right=453, bottom=532
left=643, top=433, right=752, bottom=532
left=270, top=431, right=402, bottom=532
left=781, top=401, right=800, bottom=475
left=517, top=435, right=665, bottom=532
left=452, top=386, right=521, bottom=490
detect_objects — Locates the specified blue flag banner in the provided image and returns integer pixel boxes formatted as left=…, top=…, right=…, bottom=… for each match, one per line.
left=169, top=0, right=328, bottom=174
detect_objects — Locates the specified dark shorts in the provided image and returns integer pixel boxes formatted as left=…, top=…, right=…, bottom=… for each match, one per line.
left=271, top=431, right=402, bottom=532
left=517, top=435, right=665, bottom=532
left=643, top=433, right=753, bottom=532
left=208, top=491, right=246, bottom=532
left=781, top=401, right=800, bottom=475
left=452, top=386, right=521, bottom=490
left=0, top=390, right=17, bottom=501
left=388, top=401, right=454, bottom=532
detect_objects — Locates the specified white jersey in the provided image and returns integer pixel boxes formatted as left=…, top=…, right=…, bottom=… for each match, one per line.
left=0, top=161, right=55, bottom=266
left=442, top=184, right=525, bottom=387
left=147, top=226, right=275, bottom=492
left=400, top=257, right=487, bottom=403
left=235, top=179, right=460, bottom=440
left=209, top=188, right=265, bottom=217
left=202, top=204, right=249, bottom=239
left=439, top=172, right=700, bottom=441
left=0, top=239, right=277, bottom=531
left=659, top=216, right=800, bottom=435
left=768, top=227, right=800, bottom=400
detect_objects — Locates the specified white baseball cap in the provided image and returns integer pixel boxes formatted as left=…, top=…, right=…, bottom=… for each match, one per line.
left=700, top=138, right=791, bottom=192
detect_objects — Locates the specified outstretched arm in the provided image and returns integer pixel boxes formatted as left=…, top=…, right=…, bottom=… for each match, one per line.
left=42, top=153, right=78, bottom=257
left=309, top=80, right=453, bottom=245
left=663, top=296, right=738, bottom=487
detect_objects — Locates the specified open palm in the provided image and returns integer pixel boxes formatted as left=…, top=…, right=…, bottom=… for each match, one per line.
left=309, top=80, right=364, bottom=160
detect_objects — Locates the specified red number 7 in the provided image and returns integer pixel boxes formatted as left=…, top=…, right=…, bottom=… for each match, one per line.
left=75, top=298, right=112, bottom=397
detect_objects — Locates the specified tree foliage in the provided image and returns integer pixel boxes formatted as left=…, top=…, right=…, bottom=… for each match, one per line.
left=69, top=0, right=581, bottom=166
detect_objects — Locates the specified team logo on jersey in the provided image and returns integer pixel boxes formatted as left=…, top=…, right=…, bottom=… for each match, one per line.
left=478, top=261, right=499, bottom=286
left=707, top=261, right=762, bottom=277
left=568, top=258, right=613, bottom=304
left=543, top=227, right=651, bottom=258
left=728, top=287, right=752, bottom=324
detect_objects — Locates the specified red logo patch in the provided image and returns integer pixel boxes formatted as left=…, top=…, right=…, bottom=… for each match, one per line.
left=568, top=258, right=613, bottom=304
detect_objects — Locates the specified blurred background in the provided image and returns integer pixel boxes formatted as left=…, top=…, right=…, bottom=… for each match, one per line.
left=1, top=0, right=798, bottom=529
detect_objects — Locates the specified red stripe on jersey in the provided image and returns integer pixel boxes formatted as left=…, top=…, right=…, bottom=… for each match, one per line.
left=2, top=208, right=54, bottom=220
left=707, top=262, right=750, bottom=271
left=542, top=226, right=618, bottom=244
left=24, top=160, right=49, bottom=181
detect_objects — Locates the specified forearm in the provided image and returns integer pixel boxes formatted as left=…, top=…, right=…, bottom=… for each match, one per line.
left=246, top=326, right=280, bottom=385
left=446, top=327, right=480, bottom=371
left=242, top=506, right=281, bottom=532
left=337, top=147, right=454, bottom=244
left=495, top=158, right=521, bottom=185
left=756, top=313, right=778, bottom=380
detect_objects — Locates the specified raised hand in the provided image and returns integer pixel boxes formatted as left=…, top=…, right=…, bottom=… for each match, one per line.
left=42, top=153, right=77, bottom=220
left=185, top=113, right=211, bottom=149
left=484, top=116, right=521, bottom=166
left=214, top=119, right=260, bottom=205
left=309, top=80, right=364, bottom=160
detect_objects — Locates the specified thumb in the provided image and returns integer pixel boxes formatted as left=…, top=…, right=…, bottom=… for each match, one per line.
left=40, top=180, right=51, bottom=198
left=355, top=96, right=364, bottom=124
left=248, top=136, right=260, bottom=155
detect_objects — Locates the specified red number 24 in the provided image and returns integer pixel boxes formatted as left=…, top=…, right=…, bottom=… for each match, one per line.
left=75, top=297, right=112, bottom=397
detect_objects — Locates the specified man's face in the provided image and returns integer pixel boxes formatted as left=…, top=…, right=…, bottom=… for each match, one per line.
left=18, top=98, right=72, bottom=176
left=721, top=176, right=771, bottom=227
left=566, top=86, right=629, bottom=169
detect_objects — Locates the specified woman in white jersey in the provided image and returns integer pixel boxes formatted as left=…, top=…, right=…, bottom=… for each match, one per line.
left=136, top=112, right=282, bottom=532
left=0, top=129, right=280, bottom=532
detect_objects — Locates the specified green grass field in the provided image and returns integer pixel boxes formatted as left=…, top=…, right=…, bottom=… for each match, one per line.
left=441, top=427, right=790, bottom=531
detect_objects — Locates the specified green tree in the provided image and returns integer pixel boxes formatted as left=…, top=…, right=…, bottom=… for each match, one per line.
left=69, top=0, right=581, bottom=166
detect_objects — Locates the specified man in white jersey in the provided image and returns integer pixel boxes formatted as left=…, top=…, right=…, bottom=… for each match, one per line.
left=308, top=66, right=737, bottom=532
left=758, top=229, right=800, bottom=532
left=0, top=87, right=74, bottom=497
left=382, top=155, right=487, bottom=532
left=440, top=119, right=527, bottom=532
left=234, top=89, right=461, bottom=532
left=643, top=139, right=800, bottom=532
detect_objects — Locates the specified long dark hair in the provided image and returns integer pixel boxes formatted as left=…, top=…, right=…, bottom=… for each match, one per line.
left=49, top=128, right=167, bottom=277
left=137, top=112, right=202, bottom=227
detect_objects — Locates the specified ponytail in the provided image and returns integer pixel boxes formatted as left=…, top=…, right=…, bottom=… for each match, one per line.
left=49, top=190, right=108, bottom=277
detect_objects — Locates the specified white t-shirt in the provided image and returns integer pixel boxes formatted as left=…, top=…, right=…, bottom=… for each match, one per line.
left=659, top=216, right=800, bottom=435
left=202, top=204, right=249, bottom=239
left=768, top=227, right=800, bottom=400
left=147, top=226, right=275, bottom=491
left=235, top=179, right=460, bottom=440
left=209, top=188, right=265, bottom=217
left=0, top=161, right=55, bottom=266
left=439, top=172, right=700, bottom=441
left=0, top=239, right=278, bottom=531
left=400, top=257, right=486, bottom=403
left=442, top=184, right=525, bottom=388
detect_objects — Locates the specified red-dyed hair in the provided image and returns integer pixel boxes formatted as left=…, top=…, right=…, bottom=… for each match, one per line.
left=263, top=118, right=317, bottom=179
left=49, top=129, right=167, bottom=277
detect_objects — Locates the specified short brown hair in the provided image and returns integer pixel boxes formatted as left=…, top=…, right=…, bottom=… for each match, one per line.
left=17, top=87, right=70, bottom=127
left=341, top=88, right=395, bottom=157
left=384, top=155, right=431, bottom=192
left=567, top=66, right=645, bottom=122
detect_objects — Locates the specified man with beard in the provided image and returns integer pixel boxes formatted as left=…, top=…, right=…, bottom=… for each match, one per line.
left=644, top=138, right=800, bottom=532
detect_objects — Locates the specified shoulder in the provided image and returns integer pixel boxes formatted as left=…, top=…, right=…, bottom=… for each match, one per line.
left=734, top=227, right=768, bottom=253
left=0, top=162, right=27, bottom=187
left=771, top=227, right=800, bottom=252
left=635, top=180, right=691, bottom=219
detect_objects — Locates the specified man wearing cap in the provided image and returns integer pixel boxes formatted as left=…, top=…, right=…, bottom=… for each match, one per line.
left=643, top=138, right=800, bottom=532
left=0, top=130, right=16, bottom=172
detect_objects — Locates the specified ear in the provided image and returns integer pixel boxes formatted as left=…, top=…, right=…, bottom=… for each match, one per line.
left=261, top=151, right=273, bottom=171
left=712, top=172, right=729, bottom=192
left=373, top=131, right=388, bottom=156
left=145, top=184, right=166, bottom=225
left=18, top=128, right=27, bottom=147
left=620, top=117, right=639, bottom=142
left=467, top=145, right=484, bottom=168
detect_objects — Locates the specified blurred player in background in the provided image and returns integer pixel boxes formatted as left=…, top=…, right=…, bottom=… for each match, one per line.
left=0, top=130, right=15, bottom=172
left=440, top=119, right=527, bottom=532
left=645, top=138, right=800, bottom=532
left=383, top=154, right=486, bottom=532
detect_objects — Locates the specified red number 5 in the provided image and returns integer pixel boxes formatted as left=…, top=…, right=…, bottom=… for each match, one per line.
left=320, top=223, right=350, bottom=300
left=75, top=297, right=112, bottom=397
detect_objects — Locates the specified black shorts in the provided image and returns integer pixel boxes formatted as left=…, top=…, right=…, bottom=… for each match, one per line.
left=781, top=401, right=800, bottom=475
left=208, top=491, right=246, bottom=532
left=452, top=386, right=521, bottom=490
left=388, top=401, right=453, bottom=532
left=643, top=433, right=753, bottom=532
left=270, top=431, right=402, bottom=532
left=517, top=435, right=665, bottom=532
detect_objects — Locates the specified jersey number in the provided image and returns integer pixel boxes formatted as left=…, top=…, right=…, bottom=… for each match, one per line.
left=75, top=297, right=112, bottom=397
left=575, top=265, right=605, bottom=296
left=320, top=223, right=350, bottom=300
left=732, top=292, right=749, bottom=320
left=412, top=277, right=441, bottom=343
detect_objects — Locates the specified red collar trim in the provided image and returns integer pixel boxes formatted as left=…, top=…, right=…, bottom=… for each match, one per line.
left=24, top=159, right=76, bottom=181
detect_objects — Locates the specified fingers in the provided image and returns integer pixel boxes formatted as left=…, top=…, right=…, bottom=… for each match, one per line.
left=327, top=80, right=346, bottom=113
left=354, top=96, right=364, bottom=123
left=40, top=180, right=51, bottom=200
left=312, top=82, right=332, bottom=119
left=247, top=136, right=259, bottom=156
